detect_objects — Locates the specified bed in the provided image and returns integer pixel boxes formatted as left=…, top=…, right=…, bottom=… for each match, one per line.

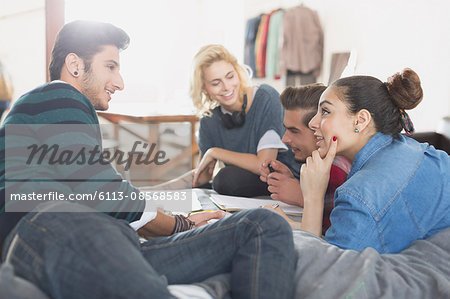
left=185, top=227, right=450, bottom=298
left=2, top=227, right=449, bottom=298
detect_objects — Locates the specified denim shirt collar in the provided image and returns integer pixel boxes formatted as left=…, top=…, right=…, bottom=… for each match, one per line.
left=348, top=133, right=394, bottom=179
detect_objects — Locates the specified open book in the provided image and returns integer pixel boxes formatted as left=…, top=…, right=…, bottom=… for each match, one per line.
left=210, top=194, right=303, bottom=216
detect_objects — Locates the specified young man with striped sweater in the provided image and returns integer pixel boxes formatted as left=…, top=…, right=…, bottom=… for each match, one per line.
left=0, top=20, right=295, bottom=299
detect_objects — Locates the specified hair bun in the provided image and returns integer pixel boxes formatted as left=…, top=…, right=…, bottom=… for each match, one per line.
left=385, top=68, right=423, bottom=110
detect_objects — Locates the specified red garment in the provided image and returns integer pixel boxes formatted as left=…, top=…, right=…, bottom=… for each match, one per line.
left=322, top=157, right=351, bottom=234
left=259, top=11, right=273, bottom=78
left=254, top=14, right=268, bottom=78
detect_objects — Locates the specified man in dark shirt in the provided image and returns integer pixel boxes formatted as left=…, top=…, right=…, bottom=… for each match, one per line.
left=260, top=85, right=351, bottom=234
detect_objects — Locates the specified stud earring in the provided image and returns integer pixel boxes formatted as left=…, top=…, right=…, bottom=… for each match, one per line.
left=354, top=128, right=359, bottom=133
left=74, top=71, right=78, bottom=76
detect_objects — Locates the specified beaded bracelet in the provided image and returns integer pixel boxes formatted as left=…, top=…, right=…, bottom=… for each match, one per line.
left=171, top=214, right=196, bottom=234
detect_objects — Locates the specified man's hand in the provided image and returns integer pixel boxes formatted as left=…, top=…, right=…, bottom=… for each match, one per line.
left=137, top=210, right=175, bottom=239
left=259, top=160, right=271, bottom=183
left=268, top=176, right=303, bottom=206
left=137, top=209, right=226, bottom=240
left=260, top=160, right=302, bottom=206
left=260, top=160, right=294, bottom=183
left=188, top=210, right=226, bottom=226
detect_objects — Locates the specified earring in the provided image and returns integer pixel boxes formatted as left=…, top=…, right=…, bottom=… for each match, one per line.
left=74, top=71, right=78, bottom=76
left=354, top=128, right=359, bottom=133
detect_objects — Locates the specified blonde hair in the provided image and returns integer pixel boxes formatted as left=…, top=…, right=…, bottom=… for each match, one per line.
left=190, top=44, right=250, bottom=115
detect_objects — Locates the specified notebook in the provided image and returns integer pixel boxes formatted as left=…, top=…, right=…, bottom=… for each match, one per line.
left=210, top=194, right=303, bottom=216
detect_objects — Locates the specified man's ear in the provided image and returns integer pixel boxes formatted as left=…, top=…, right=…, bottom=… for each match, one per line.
left=355, top=109, right=372, bottom=132
left=64, top=53, right=83, bottom=77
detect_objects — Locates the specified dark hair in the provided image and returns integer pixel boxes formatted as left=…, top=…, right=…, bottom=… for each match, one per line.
left=332, top=68, right=423, bottom=135
left=49, top=20, right=130, bottom=81
left=280, top=83, right=327, bottom=126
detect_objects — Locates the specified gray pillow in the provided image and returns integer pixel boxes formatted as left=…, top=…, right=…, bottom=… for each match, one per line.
left=293, top=228, right=450, bottom=298
left=193, top=228, right=450, bottom=299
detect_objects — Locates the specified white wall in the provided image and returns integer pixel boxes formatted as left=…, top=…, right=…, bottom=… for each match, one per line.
left=0, top=0, right=46, bottom=100
left=65, top=0, right=246, bottom=115
left=1, top=0, right=449, bottom=132
left=244, top=0, right=450, bottom=132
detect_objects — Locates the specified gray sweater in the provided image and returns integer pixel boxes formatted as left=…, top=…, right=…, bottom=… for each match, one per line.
left=198, top=84, right=299, bottom=176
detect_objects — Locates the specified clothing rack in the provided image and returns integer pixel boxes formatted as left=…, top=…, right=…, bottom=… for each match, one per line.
left=244, top=4, right=323, bottom=86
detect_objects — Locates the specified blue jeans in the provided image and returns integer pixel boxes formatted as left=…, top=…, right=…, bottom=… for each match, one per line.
left=1, top=202, right=295, bottom=299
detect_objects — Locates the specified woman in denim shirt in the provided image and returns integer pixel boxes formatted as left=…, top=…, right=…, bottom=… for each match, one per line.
left=299, top=68, right=450, bottom=253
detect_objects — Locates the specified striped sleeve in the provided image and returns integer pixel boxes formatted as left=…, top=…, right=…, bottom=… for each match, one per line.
left=1, top=82, right=144, bottom=223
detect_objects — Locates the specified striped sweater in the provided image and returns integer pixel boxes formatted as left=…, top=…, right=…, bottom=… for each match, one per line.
left=0, top=81, right=144, bottom=244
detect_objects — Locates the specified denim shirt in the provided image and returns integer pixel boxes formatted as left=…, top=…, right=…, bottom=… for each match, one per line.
left=325, top=133, right=450, bottom=253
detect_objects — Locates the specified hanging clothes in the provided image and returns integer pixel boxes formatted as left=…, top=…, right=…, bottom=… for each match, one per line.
left=260, top=11, right=274, bottom=78
left=254, top=14, right=270, bottom=78
left=265, top=9, right=284, bottom=80
left=244, top=16, right=261, bottom=77
left=280, top=5, right=324, bottom=82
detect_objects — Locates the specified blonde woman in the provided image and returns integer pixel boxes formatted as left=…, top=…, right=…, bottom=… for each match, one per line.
left=191, top=44, right=298, bottom=197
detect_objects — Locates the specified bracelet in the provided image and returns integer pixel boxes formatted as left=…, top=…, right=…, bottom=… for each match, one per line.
left=185, top=216, right=196, bottom=230
left=171, top=214, right=196, bottom=234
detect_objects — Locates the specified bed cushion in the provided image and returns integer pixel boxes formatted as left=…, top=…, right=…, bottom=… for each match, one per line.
left=198, top=227, right=450, bottom=298
left=292, top=227, right=450, bottom=298
left=1, top=228, right=449, bottom=298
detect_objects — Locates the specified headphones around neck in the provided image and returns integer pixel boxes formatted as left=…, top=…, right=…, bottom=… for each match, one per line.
left=217, top=94, right=248, bottom=129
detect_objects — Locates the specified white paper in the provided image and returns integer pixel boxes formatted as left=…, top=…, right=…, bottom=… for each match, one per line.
left=210, top=194, right=303, bottom=216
